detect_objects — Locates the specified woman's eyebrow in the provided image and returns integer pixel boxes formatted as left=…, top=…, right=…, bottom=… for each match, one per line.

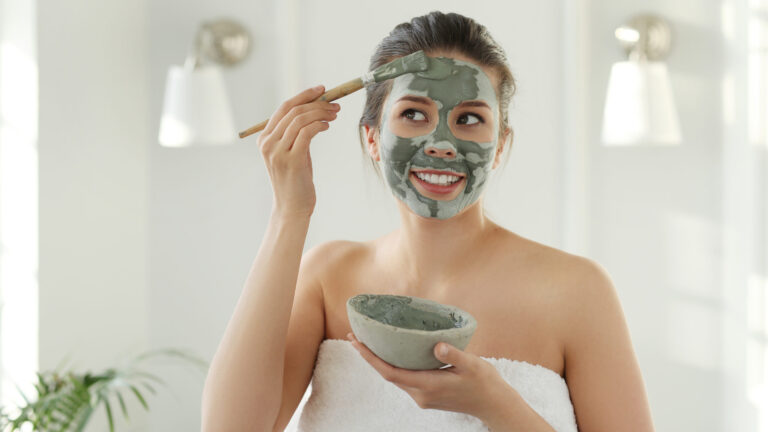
left=458, top=100, right=491, bottom=109
left=396, top=95, right=491, bottom=109
left=396, top=95, right=432, bottom=105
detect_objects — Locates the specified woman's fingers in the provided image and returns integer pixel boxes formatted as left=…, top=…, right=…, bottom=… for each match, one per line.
left=270, top=100, right=338, bottom=144
left=279, top=107, right=339, bottom=152
left=258, top=101, right=336, bottom=156
left=252, top=84, right=341, bottom=219
left=263, top=85, right=325, bottom=135
left=289, top=120, right=331, bottom=156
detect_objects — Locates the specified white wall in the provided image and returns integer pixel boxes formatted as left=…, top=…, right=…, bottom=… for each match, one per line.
left=588, top=1, right=723, bottom=429
left=146, top=0, right=279, bottom=430
left=720, top=0, right=766, bottom=430
left=37, top=0, right=151, bottom=430
left=0, top=0, right=39, bottom=415
left=586, top=1, right=744, bottom=430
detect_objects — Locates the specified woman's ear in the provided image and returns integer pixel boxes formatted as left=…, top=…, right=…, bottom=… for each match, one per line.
left=492, top=127, right=512, bottom=170
left=364, top=124, right=381, bottom=162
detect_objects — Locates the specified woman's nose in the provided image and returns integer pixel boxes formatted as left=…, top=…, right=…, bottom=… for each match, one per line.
left=424, top=144, right=456, bottom=159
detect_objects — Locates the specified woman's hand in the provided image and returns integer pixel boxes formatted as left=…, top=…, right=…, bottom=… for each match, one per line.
left=257, top=85, right=341, bottom=220
left=346, top=332, right=514, bottom=422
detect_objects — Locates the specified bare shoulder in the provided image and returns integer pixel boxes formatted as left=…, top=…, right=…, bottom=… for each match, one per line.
left=493, top=227, right=617, bottom=344
left=302, top=239, right=366, bottom=263
left=512, top=236, right=621, bottom=336
left=493, top=227, right=605, bottom=285
left=301, top=239, right=372, bottom=284
left=496, top=227, right=625, bottom=345
left=496, top=232, right=655, bottom=429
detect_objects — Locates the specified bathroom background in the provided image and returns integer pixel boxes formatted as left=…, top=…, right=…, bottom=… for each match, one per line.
left=0, top=0, right=766, bottom=431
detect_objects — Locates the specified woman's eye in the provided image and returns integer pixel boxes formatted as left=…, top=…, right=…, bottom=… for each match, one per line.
left=457, top=113, right=484, bottom=125
left=401, top=109, right=427, bottom=122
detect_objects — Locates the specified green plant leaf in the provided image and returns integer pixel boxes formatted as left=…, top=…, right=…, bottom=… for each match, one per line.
left=115, top=390, right=129, bottom=421
left=129, top=348, right=209, bottom=371
left=139, top=381, right=157, bottom=395
left=102, top=395, right=115, bottom=432
left=128, top=385, right=148, bottom=411
left=12, top=382, right=31, bottom=405
left=2, top=346, right=207, bottom=432
left=124, top=370, right=166, bottom=386
left=73, top=404, right=93, bottom=432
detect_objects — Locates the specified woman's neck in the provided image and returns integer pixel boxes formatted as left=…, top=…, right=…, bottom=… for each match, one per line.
left=385, top=199, right=496, bottom=293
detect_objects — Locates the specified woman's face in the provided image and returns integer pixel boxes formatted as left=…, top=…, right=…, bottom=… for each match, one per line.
left=376, top=54, right=501, bottom=220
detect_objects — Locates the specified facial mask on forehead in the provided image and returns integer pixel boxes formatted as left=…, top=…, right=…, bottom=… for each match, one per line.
left=378, top=56, right=500, bottom=220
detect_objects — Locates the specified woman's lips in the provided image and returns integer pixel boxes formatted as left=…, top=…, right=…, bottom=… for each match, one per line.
left=410, top=168, right=465, bottom=177
left=409, top=171, right=465, bottom=195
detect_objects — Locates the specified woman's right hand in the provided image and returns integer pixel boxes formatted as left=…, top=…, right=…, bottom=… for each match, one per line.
left=257, top=85, right=341, bottom=220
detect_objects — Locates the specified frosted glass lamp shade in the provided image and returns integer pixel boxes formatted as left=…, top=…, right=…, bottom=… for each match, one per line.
left=158, top=65, right=236, bottom=147
left=601, top=60, right=681, bottom=146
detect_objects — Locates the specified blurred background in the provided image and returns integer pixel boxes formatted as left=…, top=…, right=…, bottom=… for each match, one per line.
left=0, top=0, right=766, bottom=430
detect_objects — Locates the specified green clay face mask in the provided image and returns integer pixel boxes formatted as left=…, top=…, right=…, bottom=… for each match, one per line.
left=378, top=57, right=500, bottom=219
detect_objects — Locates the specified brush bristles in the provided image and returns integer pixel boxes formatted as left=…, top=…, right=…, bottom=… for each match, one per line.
left=371, top=50, right=429, bottom=83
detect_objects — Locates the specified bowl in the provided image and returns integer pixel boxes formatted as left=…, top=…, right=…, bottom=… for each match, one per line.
left=346, top=293, right=477, bottom=370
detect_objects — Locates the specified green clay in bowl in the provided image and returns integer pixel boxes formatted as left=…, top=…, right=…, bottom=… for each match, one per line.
left=346, top=294, right=477, bottom=370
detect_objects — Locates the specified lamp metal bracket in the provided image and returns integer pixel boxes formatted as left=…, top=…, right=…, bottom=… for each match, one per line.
left=614, top=14, right=672, bottom=61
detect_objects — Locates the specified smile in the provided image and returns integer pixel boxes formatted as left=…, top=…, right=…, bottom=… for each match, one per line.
left=409, top=169, right=466, bottom=194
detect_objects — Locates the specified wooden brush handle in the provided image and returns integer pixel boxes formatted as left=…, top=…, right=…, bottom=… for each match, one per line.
left=315, top=77, right=364, bottom=102
left=239, top=77, right=364, bottom=139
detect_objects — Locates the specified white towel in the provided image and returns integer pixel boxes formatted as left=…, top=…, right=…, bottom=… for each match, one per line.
left=296, top=339, right=578, bottom=431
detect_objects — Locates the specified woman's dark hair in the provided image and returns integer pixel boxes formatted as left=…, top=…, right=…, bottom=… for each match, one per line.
left=358, top=11, right=517, bottom=180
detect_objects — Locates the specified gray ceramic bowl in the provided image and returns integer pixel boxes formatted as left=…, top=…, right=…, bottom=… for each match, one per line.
left=346, top=294, right=477, bottom=370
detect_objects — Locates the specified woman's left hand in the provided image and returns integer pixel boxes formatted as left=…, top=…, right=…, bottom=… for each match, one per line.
left=346, top=332, right=513, bottom=420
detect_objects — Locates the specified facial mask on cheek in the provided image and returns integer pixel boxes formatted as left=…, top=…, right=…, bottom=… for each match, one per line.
left=378, top=57, right=500, bottom=220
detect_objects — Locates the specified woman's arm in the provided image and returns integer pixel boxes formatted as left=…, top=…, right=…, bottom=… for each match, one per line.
left=563, top=258, right=656, bottom=431
left=201, top=84, right=339, bottom=432
left=479, top=383, right=555, bottom=431
left=201, top=213, right=311, bottom=432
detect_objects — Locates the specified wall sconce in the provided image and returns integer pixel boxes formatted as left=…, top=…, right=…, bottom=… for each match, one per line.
left=601, top=14, right=682, bottom=146
left=158, top=18, right=251, bottom=147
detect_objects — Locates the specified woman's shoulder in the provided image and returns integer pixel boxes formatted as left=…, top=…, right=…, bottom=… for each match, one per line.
left=301, top=238, right=374, bottom=275
left=495, top=228, right=618, bottom=354
left=303, top=239, right=368, bottom=257
left=493, top=226, right=611, bottom=288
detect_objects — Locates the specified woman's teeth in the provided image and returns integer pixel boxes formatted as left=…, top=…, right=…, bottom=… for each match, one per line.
left=414, top=171, right=462, bottom=186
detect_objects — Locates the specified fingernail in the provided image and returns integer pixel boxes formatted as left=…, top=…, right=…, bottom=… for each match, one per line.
left=331, top=103, right=341, bottom=110
left=346, top=332, right=353, bottom=340
left=314, top=85, right=324, bottom=91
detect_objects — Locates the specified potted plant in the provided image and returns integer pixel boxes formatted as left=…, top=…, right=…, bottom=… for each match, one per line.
left=0, top=348, right=208, bottom=432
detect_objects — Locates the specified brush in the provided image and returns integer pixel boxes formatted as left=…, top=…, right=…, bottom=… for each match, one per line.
left=238, top=49, right=438, bottom=139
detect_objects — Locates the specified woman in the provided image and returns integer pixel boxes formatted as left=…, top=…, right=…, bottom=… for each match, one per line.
left=201, top=11, right=655, bottom=432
